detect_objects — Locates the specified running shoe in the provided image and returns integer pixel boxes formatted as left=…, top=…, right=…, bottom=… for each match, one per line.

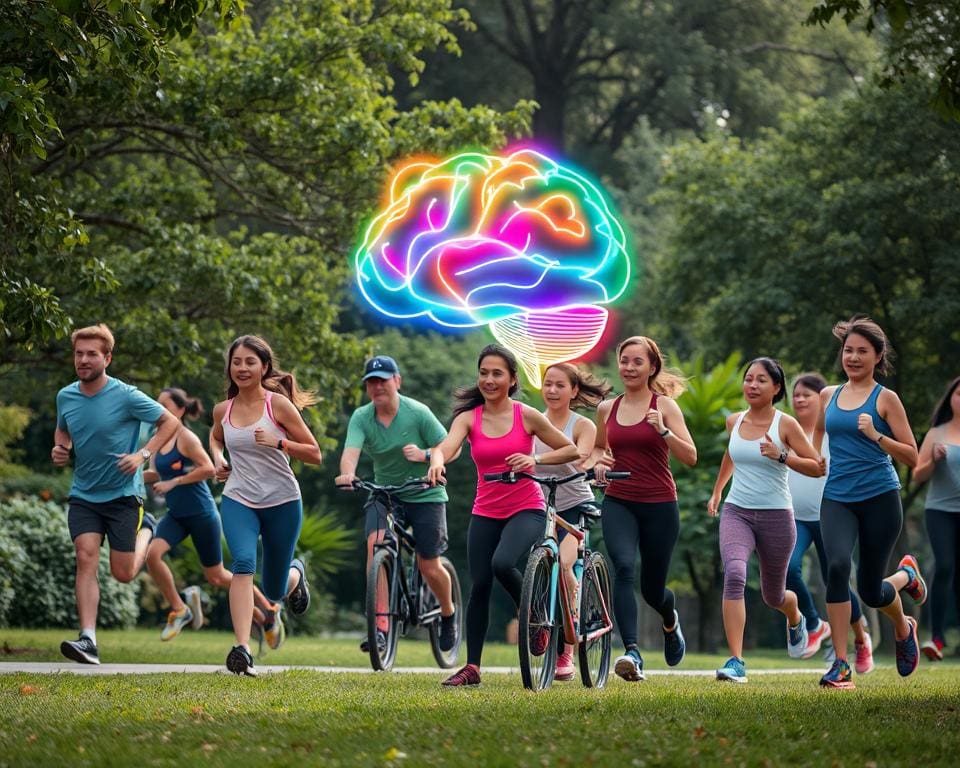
left=439, top=610, right=458, bottom=652
left=160, top=606, right=193, bottom=641
left=183, top=585, right=204, bottom=630
left=226, top=645, right=257, bottom=677
left=360, top=630, right=387, bottom=655
left=529, top=626, right=551, bottom=657
left=898, top=554, right=928, bottom=605
left=895, top=616, right=920, bottom=677
left=787, top=614, right=809, bottom=659
left=264, top=608, right=285, bottom=651
left=855, top=631, right=874, bottom=675
left=663, top=609, right=686, bottom=667
left=441, top=664, right=481, bottom=687
left=614, top=647, right=645, bottom=682
left=287, top=558, right=310, bottom=615
left=819, top=658, right=854, bottom=689
left=802, top=618, right=832, bottom=659
left=60, top=634, right=100, bottom=665
left=922, top=638, right=945, bottom=661
left=250, top=621, right=266, bottom=658
left=716, top=656, right=747, bottom=683
left=555, top=650, right=576, bottom=681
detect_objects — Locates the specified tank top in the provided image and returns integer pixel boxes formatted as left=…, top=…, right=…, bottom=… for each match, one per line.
left=824, top=383, right=900, bottom=503
left=469, top=401, right=544, bottom=519
left=788, top=432, right=829, bottom=522
left=222, top=391, right=301, bottom=508
left=155, top=439, right=217, bottom=518
left=533, top=412, right=595, bottom=512
left=726, top=409, right=791, bottom=510
left=604, top=394, right=677, bottom=503
left=925, top=442, right=960, bottom=513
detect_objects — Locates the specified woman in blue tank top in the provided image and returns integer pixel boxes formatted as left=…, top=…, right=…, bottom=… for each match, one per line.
left=912, top=376, right=960, bottom=661
left=814, top=316, right=923, bottom=689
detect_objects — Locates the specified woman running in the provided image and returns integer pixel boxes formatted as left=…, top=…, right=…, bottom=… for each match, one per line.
left=592, top=336, right=697, bottom=682
left=707, top=358, right=823, bottom=683
left=786, top=373, right=874, bottom=672
left=210, top=335, right=321, bottom=676
left=534, top=363, right=611, bottom=681
left=815, top=316, right=924, bottom=689
left=427, top=344, right=579, bottom=687
left=144, top=387, right=285, bottom=651
left=913, top=375, right=960, bottom=661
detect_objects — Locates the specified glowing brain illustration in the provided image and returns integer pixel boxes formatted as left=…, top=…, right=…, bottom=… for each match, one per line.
left=355, top=148, right=632, bottom=385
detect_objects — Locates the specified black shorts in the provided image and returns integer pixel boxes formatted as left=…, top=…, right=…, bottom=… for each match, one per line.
left=558, top=501, right=600, bottom=542
left=364, top=498, right=448, bottom=559
left=68, top=496, right=144, bottom=553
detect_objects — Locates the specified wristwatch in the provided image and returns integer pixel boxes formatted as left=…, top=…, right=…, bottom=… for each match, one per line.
left=424, top=448, right=431, bottom=462
left=140, top=448, right=152, bottom=461
left=778, top=449, right=788, bottom=464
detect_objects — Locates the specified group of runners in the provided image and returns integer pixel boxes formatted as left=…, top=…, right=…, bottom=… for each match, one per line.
left=51, top=316, right=960, bottom=688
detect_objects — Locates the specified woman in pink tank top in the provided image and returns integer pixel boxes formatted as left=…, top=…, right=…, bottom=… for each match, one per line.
left=591, top=335, right=697, bottom=682
left=427, top=344, right=579, bottom=686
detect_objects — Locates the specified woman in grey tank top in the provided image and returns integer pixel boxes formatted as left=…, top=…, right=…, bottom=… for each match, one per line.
left=913, top=376, right=960, bottom=661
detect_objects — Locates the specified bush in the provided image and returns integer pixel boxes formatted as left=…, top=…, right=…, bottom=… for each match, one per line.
left=0, top=528, right=27, bottom=625
left=0, top=472, right=73, bottom=503
left=0, top=497, right=140, bottom=628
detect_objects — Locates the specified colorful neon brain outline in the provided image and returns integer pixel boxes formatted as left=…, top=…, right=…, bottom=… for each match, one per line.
left=354, top=148, right=632, bottom=383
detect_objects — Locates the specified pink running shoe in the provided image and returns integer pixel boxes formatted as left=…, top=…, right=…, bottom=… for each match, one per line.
left=898, top=554, right=928, bottom=605
left=555, top=650, right=576, bottom=681
left=922, top=638, right=944, bottom=661
left=855, top=630, right=874, bottom=675
left=802, top=619, right=832, bottom=659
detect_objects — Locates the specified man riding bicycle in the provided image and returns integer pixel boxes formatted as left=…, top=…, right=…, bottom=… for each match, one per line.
left=335, top=355, right=459, bottom=653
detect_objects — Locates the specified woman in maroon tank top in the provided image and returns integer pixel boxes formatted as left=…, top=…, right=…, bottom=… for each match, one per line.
left=591, top=336, right=697, bottom=682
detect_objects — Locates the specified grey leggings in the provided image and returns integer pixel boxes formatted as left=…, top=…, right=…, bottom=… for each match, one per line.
left=720, top=503, right=795, bottom=606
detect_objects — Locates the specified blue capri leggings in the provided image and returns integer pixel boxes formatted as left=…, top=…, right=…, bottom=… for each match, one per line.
left=156, top=510, right=224, bottom=568
left=220, top=496, right=302, bottom=602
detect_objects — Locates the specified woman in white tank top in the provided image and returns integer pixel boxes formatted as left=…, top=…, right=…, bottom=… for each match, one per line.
left=210, top=335, right=322, bottom=677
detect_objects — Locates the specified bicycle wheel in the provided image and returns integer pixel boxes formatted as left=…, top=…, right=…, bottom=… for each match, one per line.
left=424, top=556, right=463, bottom=669
left=518, top=545, right=558, bottom=691
left=365, top=547, right=400, bottom=671
left=578, top=550, right=613, bottom=688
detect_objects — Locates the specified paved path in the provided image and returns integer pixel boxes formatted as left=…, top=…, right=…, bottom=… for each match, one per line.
left=0, top=662, right=824, bottom=676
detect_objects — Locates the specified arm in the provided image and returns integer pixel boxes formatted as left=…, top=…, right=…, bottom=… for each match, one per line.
left=142, top=453, right=160, bottom=485
left=153, top=430, right=215, bottom=494
left=117, top=409, right=181, bottom=475
left=570, top=417, right=597, bottom=470
left=779, top=415, right=825, bottom=478
left=652, top=396, right=697, bottom=467
left=52, top=426, right=72, bottom=467
left=519, top=406, right=578, bottom=468
left=210, top=402, right=231, bottom=482
left=335, top=446, right=363, bottom=487
left=707, top=413, right=738, bottom=516
left=261, top=396, right=322, bottom=465
left=813, top=386, right=836, bottom=454
left=861, top=389, right=918, bottom=468
left=427, top=412, right=472, bottom=485
left=912, top=428, right=944, bottom=484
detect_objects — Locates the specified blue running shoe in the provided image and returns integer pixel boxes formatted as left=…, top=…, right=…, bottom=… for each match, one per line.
left=820, top=658, right=854, bottom=689
left=787, top=614, right=809, bottom=659
left=614, top=647, right=645, bottom=682
left=716, top=656, right=747, bottom=683
left=663, top=610, right=686, bottom=667
left=895, top=616, right=920, bottom=677
left=287, top=558, right=310, bottom=615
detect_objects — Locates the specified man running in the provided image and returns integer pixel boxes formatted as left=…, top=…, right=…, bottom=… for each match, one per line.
left=52, top=324, right=181, bottom=664
left=335, top=355, right=459, bottom=654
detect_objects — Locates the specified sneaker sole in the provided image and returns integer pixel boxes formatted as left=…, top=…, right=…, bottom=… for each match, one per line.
left=225, top=648, right=257, bottom=677
left=60, top=641, right=100, bottom=665
left=554, top=670, right=576, bottom=681
left=715, top=672, right=747, bottom=683
left=614, top=657, right=645, bottom=682
left=288, top=561, right=310, bottom=615
left=819, top=679, right=855, bottom=689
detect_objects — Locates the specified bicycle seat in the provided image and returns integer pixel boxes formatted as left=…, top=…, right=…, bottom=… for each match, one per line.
left=579, top=503, right=601, bottom=519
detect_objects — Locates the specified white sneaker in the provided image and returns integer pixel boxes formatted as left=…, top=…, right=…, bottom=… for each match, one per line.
left=183, top=586, right=204, bottom=630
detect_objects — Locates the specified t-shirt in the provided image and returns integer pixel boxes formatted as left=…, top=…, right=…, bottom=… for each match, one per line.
left=56, top=377, right=165, bottom=503
left=344, top=395, right=448, bottom=502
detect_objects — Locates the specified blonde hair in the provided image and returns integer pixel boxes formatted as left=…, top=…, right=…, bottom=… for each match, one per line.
left=71, top=324, right=115, bottom=354
left=616, top=335, right=687, bottom=398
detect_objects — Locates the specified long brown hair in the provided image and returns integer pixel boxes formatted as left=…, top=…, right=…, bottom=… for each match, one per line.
left=616, top=335, right=687, bottom=398
left=452, top=344, right=519, bottom=417
left=161, top=387, right=205, bottom=422
left=931, top=376, right=960, bottom=427
left=832, top=315, right=895, bottom=377
left=225, top=335, right=317, bottom=410
left=543, top=363, right=612, bottom=409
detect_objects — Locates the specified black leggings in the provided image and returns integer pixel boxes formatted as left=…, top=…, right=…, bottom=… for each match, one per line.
left=925, top=508, right=960, bottom=642
left=601, top=496, right=679, bottom=649
left=821, top=490, right=902, bottom=608
left=466, top=510, right=545, bottom=666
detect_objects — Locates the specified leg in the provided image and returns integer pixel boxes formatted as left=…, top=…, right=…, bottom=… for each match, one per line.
left=925, top=507, right=955, bottom=644
left=601, top=497, right=641, bottom=650
left=220, top=496, right=262, bottom=649
left=74, top=533, right=102, bottom=632
left=755, top=508, right=800, bottom=624
left=634, top=501, right=680, bottom=625
left=409, top=502, right=453, bottom=616
left=259, top=499, right=303, bottom=601
left=146, top=538, right=187, bottom=611
left=364, top=500, right=391, bottom=631
left=464, top=515, right=505, bottom=667
left=787, top=520, right=818, bottom=625
left=490, top=510, right=546, bottom=605
left=108, top=497, right=151, bottom=583
left=417, top=556, right=454, bottom=616
left=821, top=498, right=859, bottom=663
left=719, top=503, right=756, bottom=660
left=857, top=493, right=908, bottom=637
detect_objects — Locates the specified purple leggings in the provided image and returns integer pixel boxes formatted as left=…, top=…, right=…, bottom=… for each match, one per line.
left=720, top=503, right=796, bottom=605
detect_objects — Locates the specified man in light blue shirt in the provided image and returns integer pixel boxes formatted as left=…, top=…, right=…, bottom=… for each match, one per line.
left=52, top=324, right=180, bottom=664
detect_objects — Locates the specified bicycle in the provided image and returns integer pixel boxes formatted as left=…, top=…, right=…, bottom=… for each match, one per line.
left=340, top=477, right=463, bottom=672
left=483, top=468, right=628, bottom=691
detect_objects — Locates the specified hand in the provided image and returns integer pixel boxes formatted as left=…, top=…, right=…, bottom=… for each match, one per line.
left=153, top=478, right=179, bottom=494
left=334, top=472, right=356, bottom=489
left=857, top=413, right=880, bottom=441
left=817, top=456, right=828, bottom=476
left=426, top=464, right=446, bottom=486
left=933, top=442, right=948, bottom=462
left=116, top=452, right=145, bottom=475
left=506, top=452, right=535, bottom=471
left=759, top=433, right=781, bottom=461
left=592, top=462, right=609, bottom=485
left=254, top=428, right=278, bottom=448
left=707, top=494, right=720, bottom=517
left=51, top=444, right=71, bottom=467
left=646, top=406, right=664, bottom=434
left=214, top=459, right=231, bottom=483
left=401, top=443, right=427, bottom=462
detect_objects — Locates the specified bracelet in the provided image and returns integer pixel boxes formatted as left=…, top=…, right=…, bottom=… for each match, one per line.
left=277, top=439, right=284, bottom=451
left=659, top=428, right=671, bottom=439
left=876, top=434, right=884, bottom=444
left=534, top=454, right=542, bottom=465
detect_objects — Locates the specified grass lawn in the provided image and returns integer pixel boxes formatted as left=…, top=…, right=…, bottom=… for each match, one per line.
left=3, top=629, right=960, bottom=767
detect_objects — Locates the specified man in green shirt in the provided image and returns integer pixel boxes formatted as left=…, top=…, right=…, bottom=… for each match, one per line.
left=336, top=355, right=458, bottom=653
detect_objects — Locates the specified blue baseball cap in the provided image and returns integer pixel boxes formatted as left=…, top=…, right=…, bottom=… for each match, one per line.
left=362, top=355, right=400, bottom=382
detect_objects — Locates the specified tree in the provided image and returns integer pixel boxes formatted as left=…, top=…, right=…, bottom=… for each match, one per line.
left=807, top=1, right=960, bottom=118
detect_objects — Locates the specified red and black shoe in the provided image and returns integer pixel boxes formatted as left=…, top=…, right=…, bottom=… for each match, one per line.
left=441, top=664, right=481, bottom=687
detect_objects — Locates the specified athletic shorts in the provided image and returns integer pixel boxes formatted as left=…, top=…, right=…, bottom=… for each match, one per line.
left=364, top=498, right=448, bottom=559
left=156, top=511, right=224, bottom=568
left=68, top=495, right=144, bottom=553
left=557, top=501, right=601, bottom=542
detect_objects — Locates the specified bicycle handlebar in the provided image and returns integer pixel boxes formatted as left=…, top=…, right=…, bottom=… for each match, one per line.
left=482, top=468, right=630, bottom=484
left=337, top=477, right=432, bottom=495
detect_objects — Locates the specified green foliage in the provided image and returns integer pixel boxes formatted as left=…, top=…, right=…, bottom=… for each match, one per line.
left=0, top=404, right=31, bottom=474
left=0, top=528, right=26, bottom=625
left=0, top=473, right=73, bottom=503
left=0, top=496, right=139, bottom=628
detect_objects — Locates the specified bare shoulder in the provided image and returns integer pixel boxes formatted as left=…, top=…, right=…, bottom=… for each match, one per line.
left=596, top=398, right=614, bottom=419
left=820, top=385, right=839, bottom=403
left=725, top=411, right=741, bottom=431
left=211, top=400, right=228, bottom=419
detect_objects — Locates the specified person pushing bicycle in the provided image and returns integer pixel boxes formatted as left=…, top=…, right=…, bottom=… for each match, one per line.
left=335, top=355, right=460, bottom=654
